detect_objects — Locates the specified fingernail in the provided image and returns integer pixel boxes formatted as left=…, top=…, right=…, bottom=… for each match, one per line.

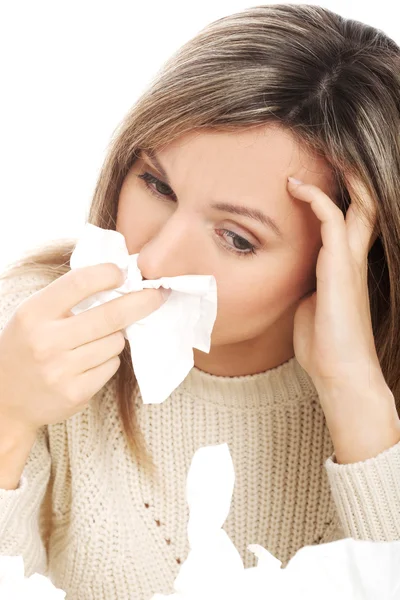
left=288, top=176, right=303, bottom=185
left=161, top=287, right=171, bottom=301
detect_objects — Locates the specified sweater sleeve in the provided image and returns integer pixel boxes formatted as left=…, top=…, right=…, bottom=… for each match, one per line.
left=0, top=426, right=52, bottom=576
left=0, top=270, right=57, bottom=576
left=324, top=438, right=400, bottom=541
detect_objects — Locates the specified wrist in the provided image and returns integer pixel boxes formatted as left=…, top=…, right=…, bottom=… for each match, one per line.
left=0, top=414, right=38, bottom=455
left=317, top=384, right=400, bottom=464
left=330, top=418, right=400, bottom=464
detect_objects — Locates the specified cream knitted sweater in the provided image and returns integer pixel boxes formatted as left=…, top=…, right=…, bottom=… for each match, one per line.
left=1, top=272, right=400, bottom=600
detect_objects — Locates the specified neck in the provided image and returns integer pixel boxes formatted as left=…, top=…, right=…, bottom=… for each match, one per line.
left=193, top=338, right=295, bottom=377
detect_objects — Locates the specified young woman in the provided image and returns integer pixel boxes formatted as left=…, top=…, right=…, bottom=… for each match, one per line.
left=1, top=4, right=399, bottom=599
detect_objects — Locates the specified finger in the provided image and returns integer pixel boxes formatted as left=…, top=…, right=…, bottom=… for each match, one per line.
left=345, top=174, right=378, bottom=263
left=287, top=179, right=349, bottom=263
left=63, top=287, right=165, bottom=349
left=29, top=263, right=125, bottom=322
left=287, top=178, right=353, bottom=320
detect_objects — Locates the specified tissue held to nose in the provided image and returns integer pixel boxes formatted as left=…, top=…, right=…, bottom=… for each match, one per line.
left=69, top=223, right=218, bottom=405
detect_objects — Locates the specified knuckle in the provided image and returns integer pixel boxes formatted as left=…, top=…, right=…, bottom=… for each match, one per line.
left=102, top=303, right=121, bottom=332
left=70, top=268, right=90, bottom=297
left=42, top=362, right=64, bottom=388
left=116, top=331, right=126, bottom=351
left=29, top=323, right=57, bottom=363
left=63, top=380, right=84, bottom=406
left=334, top=205, right=345, bottom=220
left=31, top=338, right=54, bottom=363
left=14, top=301, right=35, bottom=329
left=110, top=263, right=124, bottom=283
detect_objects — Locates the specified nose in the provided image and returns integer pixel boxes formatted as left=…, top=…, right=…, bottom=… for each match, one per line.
left=137, top=212, right=204, bottom=279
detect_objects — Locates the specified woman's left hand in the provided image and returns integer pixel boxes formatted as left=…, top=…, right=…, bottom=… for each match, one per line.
left=289, top=173, right=380, bottom=390
left=288, top=174, right=400, bottom=462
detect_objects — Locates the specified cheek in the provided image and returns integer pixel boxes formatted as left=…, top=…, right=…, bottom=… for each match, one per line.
left=210, top=272, right=272, bottom=336
left=214, top=256, right=317, bottom=322
left=116, top=191, right=158, bottom=254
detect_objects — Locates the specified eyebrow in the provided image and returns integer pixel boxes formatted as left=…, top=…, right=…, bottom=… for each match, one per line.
left=141, top=150, right=284, bottom=239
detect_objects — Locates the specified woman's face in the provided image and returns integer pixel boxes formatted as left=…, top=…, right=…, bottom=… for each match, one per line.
left=116, top=125, right=337, bottom=376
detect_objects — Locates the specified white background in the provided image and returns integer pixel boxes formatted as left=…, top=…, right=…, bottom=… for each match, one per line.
left=1, top=0, right=398, bottom=273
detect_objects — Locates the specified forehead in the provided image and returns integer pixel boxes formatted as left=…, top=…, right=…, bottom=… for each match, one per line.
left=152, top=124, right=336, bottom=198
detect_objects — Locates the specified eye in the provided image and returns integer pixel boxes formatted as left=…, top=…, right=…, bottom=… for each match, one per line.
left=137, top=172, right=176, bottom=200
left=136, top=171, right=258, bottom=258
left=215, top=229, right=257, bottom=258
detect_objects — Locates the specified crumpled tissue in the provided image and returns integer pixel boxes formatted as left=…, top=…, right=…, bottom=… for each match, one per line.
left=69, top=223, right=218, bottom=405
left=150, top=443, right=400, bottom=600
left=0, top=556, right=66, bottom=599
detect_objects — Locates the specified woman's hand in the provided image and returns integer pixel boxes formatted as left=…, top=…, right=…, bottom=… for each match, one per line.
left=0, top=263, right=168, bottom=434
left=288, top=174, right=400, bottom=462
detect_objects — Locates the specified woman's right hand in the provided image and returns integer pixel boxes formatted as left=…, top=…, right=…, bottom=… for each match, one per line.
left=0, top=262, right=168, bottom=434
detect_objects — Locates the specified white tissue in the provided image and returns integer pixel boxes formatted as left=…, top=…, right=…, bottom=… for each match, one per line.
left=69, top=223, right=218, bottom=405
left=150, top=443, right=400, bottom=600
left=0, top=556, right=66, bottom=599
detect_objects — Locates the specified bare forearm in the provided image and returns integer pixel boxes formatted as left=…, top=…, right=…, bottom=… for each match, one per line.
left=0, top=419, right=37, bottom=490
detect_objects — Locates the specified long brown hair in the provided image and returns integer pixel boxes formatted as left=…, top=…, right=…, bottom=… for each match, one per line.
left=1, top=4, right=399, bottom=470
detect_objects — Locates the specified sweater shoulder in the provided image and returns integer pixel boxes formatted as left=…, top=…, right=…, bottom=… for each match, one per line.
left=0, top=269, right=61, bottom=331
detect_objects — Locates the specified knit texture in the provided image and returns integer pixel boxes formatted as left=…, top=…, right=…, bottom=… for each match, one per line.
left=1, top=272, right=400, bottom=600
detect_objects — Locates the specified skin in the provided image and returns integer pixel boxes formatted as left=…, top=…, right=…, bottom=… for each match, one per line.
left=116, top=124, right=339, bottom=377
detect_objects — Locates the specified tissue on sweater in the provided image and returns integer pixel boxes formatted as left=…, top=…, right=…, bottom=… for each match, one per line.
left=0, top=556, right=66, bottom=599
left=150, top=443, right=400, bottom=600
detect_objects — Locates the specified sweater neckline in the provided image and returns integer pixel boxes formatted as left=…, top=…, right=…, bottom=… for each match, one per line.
left=174, top=355, right=318, bottom=409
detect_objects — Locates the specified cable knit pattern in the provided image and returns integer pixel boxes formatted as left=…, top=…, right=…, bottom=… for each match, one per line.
left=1, top=272, right=400, bottom=600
